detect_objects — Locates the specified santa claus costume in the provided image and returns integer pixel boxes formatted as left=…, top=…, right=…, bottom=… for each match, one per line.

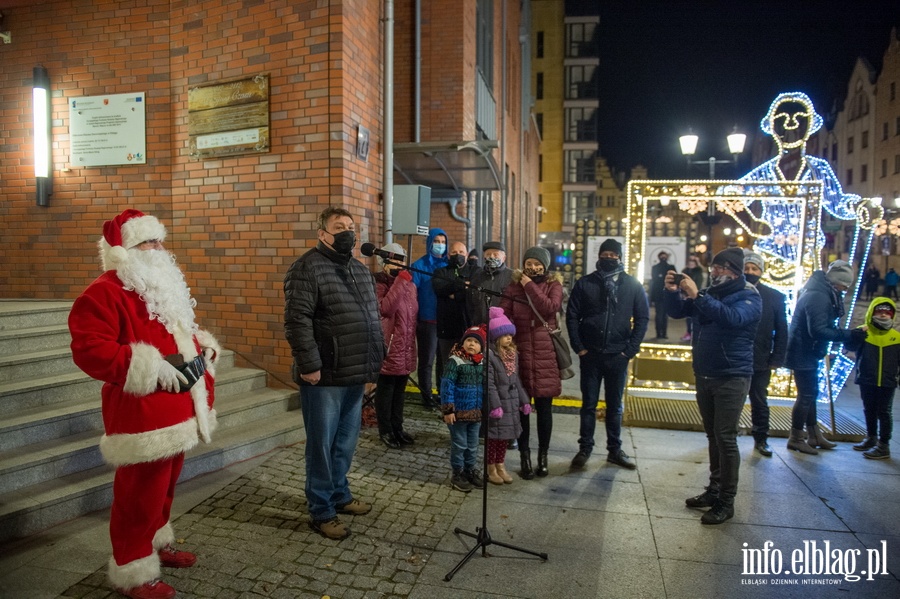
left=68, top=209, right=221, bottom=599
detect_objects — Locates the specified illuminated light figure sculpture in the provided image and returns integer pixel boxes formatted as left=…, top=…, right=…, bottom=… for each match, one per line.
left=736, top=92, right=882, bottom=408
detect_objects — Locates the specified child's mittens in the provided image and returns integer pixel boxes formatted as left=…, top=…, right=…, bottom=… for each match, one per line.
left=489, top=406, right=503, bottom=419
left=520, top=403, right=532, bottom=415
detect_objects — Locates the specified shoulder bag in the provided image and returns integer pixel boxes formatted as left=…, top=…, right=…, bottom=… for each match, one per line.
left=524, top=294, right=575, bottom=380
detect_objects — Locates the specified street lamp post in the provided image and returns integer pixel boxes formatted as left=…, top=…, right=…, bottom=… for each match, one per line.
left=679, top=128, right=747, bottom=260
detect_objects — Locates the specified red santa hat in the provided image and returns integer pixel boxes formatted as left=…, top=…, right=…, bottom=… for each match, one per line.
left=99, top=209, right=167, bottom=270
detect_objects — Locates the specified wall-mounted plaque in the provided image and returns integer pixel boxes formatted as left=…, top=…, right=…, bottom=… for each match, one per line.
left=357, top=125, right=370, bottom=161
left=69, top=92, right=146, bottom=167
left=188, top=74, right=269, bottom=158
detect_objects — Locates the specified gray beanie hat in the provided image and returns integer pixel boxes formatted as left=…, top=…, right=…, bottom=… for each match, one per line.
left=742, top=248, right=765, bottom=273
left=523, top=246, right=551, bottom=270
left=376, top=242, right=406, bottom=266
left=825, top=260, right=854, bottom=288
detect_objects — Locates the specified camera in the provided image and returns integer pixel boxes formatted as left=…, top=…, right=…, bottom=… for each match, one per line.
left=672, top=273, right=686, bottom=285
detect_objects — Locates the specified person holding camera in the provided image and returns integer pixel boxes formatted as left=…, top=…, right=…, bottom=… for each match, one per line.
left=69, top=209, right=221, bottom=599
left=567, top=239, right=649, bottom=471
left=665, top=248, right=761, bottom=525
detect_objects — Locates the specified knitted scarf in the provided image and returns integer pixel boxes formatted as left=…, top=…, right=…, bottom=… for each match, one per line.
left=451, top=343, right=484, bottom=364
left=498, top=346, right=517, bottom=376
left=596, top=260, right=624, bottom=309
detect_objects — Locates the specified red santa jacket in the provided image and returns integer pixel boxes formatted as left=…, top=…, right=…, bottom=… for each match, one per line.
left=69, top=271, right=220, bottom=466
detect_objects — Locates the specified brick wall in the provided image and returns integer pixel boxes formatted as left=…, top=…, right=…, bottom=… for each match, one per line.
left=0, top=0, right=384, bottom=383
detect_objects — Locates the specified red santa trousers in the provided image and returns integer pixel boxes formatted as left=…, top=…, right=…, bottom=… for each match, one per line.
left=110, top=453, right=184, bottom=567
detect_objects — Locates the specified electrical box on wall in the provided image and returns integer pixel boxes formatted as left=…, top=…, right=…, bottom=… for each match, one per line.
left=392, top=185, right=431, bottom=236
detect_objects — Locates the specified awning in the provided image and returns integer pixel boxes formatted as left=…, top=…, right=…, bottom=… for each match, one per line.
left=392, top=140, right=503, bottom=192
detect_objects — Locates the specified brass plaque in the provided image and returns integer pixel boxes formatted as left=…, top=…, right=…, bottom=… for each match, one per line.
left=188, top=74, right=269, bottom=158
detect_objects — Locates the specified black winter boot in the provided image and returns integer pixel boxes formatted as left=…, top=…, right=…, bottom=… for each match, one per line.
left=536, top=449, right=549, bottom=477
left=519, top=450, right=534, bottom=480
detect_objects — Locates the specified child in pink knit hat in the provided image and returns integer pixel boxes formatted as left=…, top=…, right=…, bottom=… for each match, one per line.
left=485, top=307, right=532, bottom=484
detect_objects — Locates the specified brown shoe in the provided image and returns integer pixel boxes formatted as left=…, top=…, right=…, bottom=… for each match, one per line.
left=309, top=517, right=350, bottom=540
left=335, top=498, right=372, bottom=516
left=496, top=463, right=514, bottom=483
left=487, top=464, right=504, bottom=485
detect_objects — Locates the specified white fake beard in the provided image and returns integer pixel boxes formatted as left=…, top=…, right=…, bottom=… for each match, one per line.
left=117, top=249, right=198, bottom=334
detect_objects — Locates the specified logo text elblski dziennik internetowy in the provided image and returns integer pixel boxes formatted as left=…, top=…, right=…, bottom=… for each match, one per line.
left=742, top=540, right=888, bottom=582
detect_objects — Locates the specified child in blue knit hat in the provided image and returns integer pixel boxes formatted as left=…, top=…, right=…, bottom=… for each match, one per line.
left=441, top=325, right=487, bottom=492
left=485, top=307, right=532, bottom=484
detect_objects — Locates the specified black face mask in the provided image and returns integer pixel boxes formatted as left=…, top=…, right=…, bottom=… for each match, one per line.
left=449, top=254, right=466, bottom=268
left=744, top=273, right=761, bottom=286
left=328, top=230, right=356, bottom=254
left=598, top=258, right=619, bottom=273
left=388, top=269, right=400, bottom=278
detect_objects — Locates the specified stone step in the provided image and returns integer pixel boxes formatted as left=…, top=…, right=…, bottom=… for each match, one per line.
left=0, top=324, right=71, bottom=357
left=0, top=351, right=239, bottom=416
left=0, top=387, right=297, bottom=495
left=0, top=411, right=303, bottom=544
left=0, top=366, right=272, bottom=452
left=0, top=302, right=72, bottom=332
left=0, top=348, right=78, bottom=384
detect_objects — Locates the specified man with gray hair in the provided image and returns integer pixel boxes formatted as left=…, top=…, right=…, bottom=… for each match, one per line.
left=784, top=260, right=865, bottom=455
left=742, top=249, right=788, bottom=457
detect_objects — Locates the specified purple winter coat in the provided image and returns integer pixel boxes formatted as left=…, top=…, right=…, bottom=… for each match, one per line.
left=498, top=273, right=564, bottom=398
left=376, top=272, right=418, bottom=376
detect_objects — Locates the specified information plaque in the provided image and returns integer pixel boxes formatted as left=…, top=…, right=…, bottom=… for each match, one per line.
left=188, top=74, right=269, bottom=158
left=69, top=93, right=146, bottom=167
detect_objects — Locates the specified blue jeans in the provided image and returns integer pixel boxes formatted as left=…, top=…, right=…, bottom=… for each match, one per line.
left=416, top=321, right=439, bottom=402
left=578, top=352, right=629, bottom=453
left=448, top=420, right=481, bottom=470
left=300, top=384, right=364, bottom=521
left=695, top=375, right=750, bottom=506
left=790, top=368, right=819, bottom=430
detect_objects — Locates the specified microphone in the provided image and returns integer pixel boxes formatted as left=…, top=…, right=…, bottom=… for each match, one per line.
left=360, top=242, right=406, bottom=261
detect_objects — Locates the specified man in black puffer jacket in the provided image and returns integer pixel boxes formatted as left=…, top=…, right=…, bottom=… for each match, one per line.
left=567, top=239, right=649, bottom=471
left=284, top=206, right=384, bottom=540
left=665, top=247, right=761, bottom=525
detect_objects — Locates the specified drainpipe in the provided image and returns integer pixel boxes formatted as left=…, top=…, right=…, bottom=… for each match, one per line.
left=383, top=0, right=395, bottom=243
left=499, top=0, right=507, bottom=249
left=415, top=0, right=421, bottom=143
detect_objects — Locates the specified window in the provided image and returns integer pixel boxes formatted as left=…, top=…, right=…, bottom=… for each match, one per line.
left=882, top=159, right=888, bottom=178
left=535, top=113, right=543, bottom=136
left=861, top=164, right=868, bottom=182
left=885, top=123, right=890, bottom=141
left=846, top=169, right=853, bottom=185
left=538, top=194, right=543, bottom=223
left=565, top=106, right=598, bottom=141
left=536, top=31, right=544, bottom=59
left=565, top=64, right=597, bottom=99
left=606, top=195, right=615, bottom=207
left=896, top=116, right=900, bottom=136
left=564, top=149, right=598, bottom=183
left=475, top=0, right=494, bottom=87
left=564, top=191, right=598, bottom=224
left=892, top=82, right=896, bottom=101
left=536, top=72, right=544, bottom=100
left=847, top=136, right=854, bottom=154
left=831, top=143, right=838, bottom=162
left=566, top=22, right=597, bottom=58
left=538, top=154, right=543, bottom=181
left=862, top=131, right=869, bottom=149
left=895, top=155, right=900, bottom=174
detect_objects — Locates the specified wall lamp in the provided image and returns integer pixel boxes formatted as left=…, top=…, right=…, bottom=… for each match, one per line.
left=33, top=66, right=52, bottom=207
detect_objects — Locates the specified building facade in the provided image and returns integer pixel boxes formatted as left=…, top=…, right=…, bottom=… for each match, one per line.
left=0, top=0, right=539, bottom=383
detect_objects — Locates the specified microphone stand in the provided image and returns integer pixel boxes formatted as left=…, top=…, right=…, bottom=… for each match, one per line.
left=444, top=288, right=548, bottom=582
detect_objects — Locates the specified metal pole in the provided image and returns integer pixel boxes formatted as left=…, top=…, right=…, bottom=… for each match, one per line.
left=383, top=0, right=395, bottom=243
left=823, top=354, right=836, bottom=434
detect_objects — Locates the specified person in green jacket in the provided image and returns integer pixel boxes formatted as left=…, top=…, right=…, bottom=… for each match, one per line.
left=847, top=297, right=898, bottom=459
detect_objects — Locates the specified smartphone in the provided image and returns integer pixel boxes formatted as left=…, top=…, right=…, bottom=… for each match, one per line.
left=672, top=273, right=686, bottom=285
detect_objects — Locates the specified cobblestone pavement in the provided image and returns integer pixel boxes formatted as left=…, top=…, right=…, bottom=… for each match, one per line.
left=61, top=405, right=466, bottom=599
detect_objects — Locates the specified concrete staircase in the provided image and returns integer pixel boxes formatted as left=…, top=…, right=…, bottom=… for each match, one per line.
left=0, top=301, right=301, bottom=544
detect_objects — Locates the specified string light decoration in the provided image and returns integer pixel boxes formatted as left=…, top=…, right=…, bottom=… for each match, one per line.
left=624, top=94, right=882, bottom=405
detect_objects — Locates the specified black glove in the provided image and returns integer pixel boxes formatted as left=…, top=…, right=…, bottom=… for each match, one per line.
left=848, top=328, right=866, bottom=348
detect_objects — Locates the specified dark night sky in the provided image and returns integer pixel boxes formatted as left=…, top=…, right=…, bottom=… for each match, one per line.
left=597, top=1, right=900, bottom=179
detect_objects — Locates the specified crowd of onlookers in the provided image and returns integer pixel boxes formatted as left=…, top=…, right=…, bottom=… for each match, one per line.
left=64, top=206, right=897, bottom=598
